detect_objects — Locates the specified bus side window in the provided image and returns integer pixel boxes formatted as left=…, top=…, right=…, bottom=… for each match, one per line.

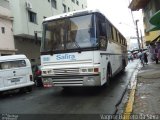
left=96, top=13, right=107, bottom=50
left=96, top=13, right=107, bottom=37
left=106, top=22, right=112, bottom=40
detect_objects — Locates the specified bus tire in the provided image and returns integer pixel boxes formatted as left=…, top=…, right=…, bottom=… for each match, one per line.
left=104, top=64, right=112, bottom=87
left=62, top=87, right=71, bottom=91
left=121, top=60, right=126, bottom=72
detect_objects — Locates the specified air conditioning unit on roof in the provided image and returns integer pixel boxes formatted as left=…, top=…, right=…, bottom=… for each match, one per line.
left=25, top=1, right=32, bottom=10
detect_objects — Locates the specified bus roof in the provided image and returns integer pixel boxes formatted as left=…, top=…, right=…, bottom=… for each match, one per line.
left=43, top=9, right=101, bottom=22
left=0, top=54, right=27, bottom=62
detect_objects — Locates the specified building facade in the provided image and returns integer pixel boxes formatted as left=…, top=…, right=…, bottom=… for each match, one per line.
left=129, top=0, right=160, bottom=45
left=0, top=0, right=16, bottom=56
left=9, top=0, right=87, bottom=65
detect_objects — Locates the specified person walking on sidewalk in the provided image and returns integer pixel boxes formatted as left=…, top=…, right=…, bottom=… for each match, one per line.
left=148, top=43, right=156, bottom=62
left=138, top=50, right=144, bottom=66
left=155, top=42, right=160, bottom=64
left=143, top=51, right=148, bottom=64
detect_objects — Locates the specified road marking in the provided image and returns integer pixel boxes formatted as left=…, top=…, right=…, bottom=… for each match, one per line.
left=123, top=85, right=136, bottom=120
left=123, top=64, right=139, bottom=120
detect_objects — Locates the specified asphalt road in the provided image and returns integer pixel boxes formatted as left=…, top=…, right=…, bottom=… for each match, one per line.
left=0, top=60, right=139, bottom=120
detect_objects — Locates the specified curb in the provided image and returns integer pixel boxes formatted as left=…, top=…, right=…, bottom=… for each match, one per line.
left=123, top=85, right=136, bottom=120
left=122, top=64, right=140, bottom=120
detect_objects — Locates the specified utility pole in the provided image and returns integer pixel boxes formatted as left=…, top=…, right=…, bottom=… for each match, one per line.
left=135, top=20, right=141, bottom=50
left=140, top=30, right=144, bottom=49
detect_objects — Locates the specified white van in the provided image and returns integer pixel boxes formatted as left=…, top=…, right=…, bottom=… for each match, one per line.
left=0, top=55, right=34, bottom=93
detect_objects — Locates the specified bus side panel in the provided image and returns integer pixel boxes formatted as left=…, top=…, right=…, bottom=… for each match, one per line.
left=0, top=73, right=3, bottom=88
left=100, top=53, right=108, bottom=85
left=108, top=42, right=123, bottom=75
left=93, top=51, right=108, bottom=86
left=107, top=42, right=116, bottom=74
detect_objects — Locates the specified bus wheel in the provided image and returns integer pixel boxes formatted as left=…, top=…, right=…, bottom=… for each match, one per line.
left=121, top=60, right=126, bottom=72
left=62, top=87, right=71, bottom=91
left=104, top=66, right=112, bottom=87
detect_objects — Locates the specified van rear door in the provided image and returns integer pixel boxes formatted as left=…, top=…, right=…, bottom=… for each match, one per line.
left=0, top=60, right=28, bottom=87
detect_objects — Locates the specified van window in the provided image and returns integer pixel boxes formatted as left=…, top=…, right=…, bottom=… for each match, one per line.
left=0, top=60, right=26, bottom=70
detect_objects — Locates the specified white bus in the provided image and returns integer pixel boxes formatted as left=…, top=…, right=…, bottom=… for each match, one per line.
left=40, top=9, right=128, bottom=88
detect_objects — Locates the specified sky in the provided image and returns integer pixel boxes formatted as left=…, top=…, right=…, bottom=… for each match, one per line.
left=87, top=0, right=144, bottom=43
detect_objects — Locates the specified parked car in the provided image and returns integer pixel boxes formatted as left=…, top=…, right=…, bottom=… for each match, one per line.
left=0, top=55, right=34, bottom=94
left=32, top=65, right=43, bottom=87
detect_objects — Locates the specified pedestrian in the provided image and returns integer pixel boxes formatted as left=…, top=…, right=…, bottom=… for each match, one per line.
left=157, top=48, right=160, bottom=60
left=156, top=41, right=160, bottom=60
left=155, top=41, right=160, bottom=64
left=128, top=55, right=130, bottom=62
left=138, top=50, right=144, bottom=66
left=143, top=51, right=148, bottom=64
left=148, top=43, right=156, bottom=62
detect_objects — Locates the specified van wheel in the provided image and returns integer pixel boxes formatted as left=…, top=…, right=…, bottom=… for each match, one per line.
left=19, top=88, right=25, bottom=93
left=19, top=86, right=32, bottom=93
left=0, top=92, right=3, bottom=96
left=27, top=86, right=32, bottom=92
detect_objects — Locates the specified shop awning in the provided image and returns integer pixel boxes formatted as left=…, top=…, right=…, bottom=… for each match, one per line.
left=149, top=10, right=160, bottom=32
left=128, top=0, right=150, bottom=11
left=150, top=35, right=160, bottom=43
left=148, top=26, right=160, bottom=32
left=150, top=10, right=160, bottom=26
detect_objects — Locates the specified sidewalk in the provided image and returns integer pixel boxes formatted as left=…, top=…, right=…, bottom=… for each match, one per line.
left=132, top=61, right=160, bottom=116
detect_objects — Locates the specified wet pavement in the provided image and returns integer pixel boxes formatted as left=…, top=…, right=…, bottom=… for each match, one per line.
left=0, top=61, right=139, bottom=120
left=132, top=61, right=160, bottom=118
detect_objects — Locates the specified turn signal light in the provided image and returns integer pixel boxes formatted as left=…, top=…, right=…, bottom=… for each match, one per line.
left=94, top=68, right=99, bottom=72
left=30, top=75, right=33, bottom=81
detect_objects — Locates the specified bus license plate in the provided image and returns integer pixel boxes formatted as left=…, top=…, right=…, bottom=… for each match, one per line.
left=11, top=78, right=20, bottom=83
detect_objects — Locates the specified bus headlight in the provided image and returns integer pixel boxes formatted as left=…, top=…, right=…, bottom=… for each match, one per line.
left=42, top=69, right=54, bottom=75
left=80, top=68, right=98, bottom=73
left=81, top=68, right=88, bottom=73
left=88, top=68, right=94, bottom=72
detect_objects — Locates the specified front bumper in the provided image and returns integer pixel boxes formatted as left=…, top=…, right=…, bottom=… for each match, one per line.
left=42, top=74, right=101, bottom=87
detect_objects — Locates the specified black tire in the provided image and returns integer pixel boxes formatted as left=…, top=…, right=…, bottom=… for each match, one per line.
left=62, top=87, right=71, bottom=92
left=19, top=86, right=32, bottom=93
left=27, top=86, right=32, bottom=92
left=106, top=68, right=112, bottom=86
left=35, top=78, right=43, bottom=87
left=19, top=88, right=25, bottom=93
left=121, top=60, right=126, bottom=72
left=0, top=92, right=3, bottom=96
left=103, top=65, right=112, bottom=87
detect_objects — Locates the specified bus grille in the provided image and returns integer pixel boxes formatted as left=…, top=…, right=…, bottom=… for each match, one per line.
left=53, top=77, right=83, bottom=86
left=53, top=68, right=80, bottom=75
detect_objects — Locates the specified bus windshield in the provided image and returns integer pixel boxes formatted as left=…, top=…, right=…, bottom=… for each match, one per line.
left=41, top=14, right=97, bottom=53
